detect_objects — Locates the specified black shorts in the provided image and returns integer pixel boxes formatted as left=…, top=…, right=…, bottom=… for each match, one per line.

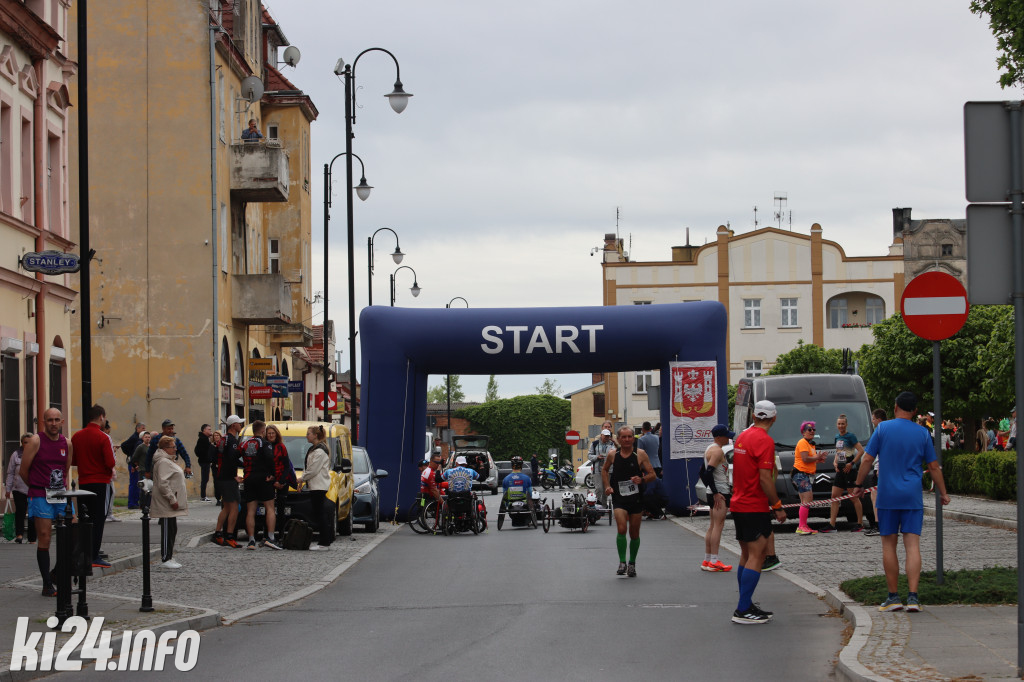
left=243, top=478, right=275, bottom=503
left=710, top=493, right=731, bottom=510
left=732, top=511, right=774, bottom=543
left=220, top=479, right=240, bottom=504
left=612, top=494, right=643, bottom=515
left=833, top=464, right=858, bottom=489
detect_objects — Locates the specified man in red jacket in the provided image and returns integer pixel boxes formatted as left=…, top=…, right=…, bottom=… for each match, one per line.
left=71, top=404, right=116, bottom=568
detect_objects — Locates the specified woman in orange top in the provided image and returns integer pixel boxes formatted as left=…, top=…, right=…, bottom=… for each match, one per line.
left=793, top=421, right=825, bottom=534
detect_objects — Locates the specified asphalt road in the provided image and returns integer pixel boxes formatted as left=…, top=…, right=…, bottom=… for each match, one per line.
left=57, top=493, right=844, bottom=681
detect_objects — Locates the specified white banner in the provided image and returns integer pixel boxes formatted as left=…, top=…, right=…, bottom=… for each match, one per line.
left=668, top=361, right=718, bottom=459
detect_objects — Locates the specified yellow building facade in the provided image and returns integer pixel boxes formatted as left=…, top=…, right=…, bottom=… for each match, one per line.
left=71, top=0, right=316, bottom=448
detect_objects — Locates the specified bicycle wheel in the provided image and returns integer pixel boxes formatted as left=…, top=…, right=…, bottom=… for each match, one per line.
left=407, top=500, right=429, bottom=534
left=422, top=500, right=442, bottom=534
left=541, top=504, right=550, bottom=533
left=581, top=513, right=589, bottom=533
left=442, top=504, right=454, bottom=536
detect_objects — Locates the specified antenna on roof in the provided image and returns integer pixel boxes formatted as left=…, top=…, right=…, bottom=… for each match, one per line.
left=753, top=206, right=759, bottom=229
left=774, top=192, right=787, bottom=229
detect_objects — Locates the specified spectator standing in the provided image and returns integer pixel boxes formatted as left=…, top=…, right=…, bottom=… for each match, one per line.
left=241, top=118, right=263, bottom=140
left=70, top=405, right=116, bottom=568
left=793, top=420, right=825, bottom=535
left=151, top=436, right=188, bottom=569
left=195, top=424, right=213, bottom=501
left=637, top=421, right=662, bottom=479
left=19, top=408, right=74, bottom=596
left=5, top=434, right=36, bottom=543
left=976, top=421, right=990, bottom=451
left=588, top=421, right=616, bottom=507
left=120, top=422, right=146, bottom=509
left=267, top=425, right=295, bottom=541
left=863, top=408, right=886, bottom=537
left=530, top=453, right=539, bottom=487
left=855, top=391, right=949, bottom=612
left=211, top=430, right=224, bottom=505
left=303, top=425, right=333, bottom=551
left=130, top=432, right=153, bottom=484
left=1010, top=406, right=1017, bottom=451
left=212, top=416, right=244, bottom=548
left=102, top=421, right=119, bottom=524
left=146, top=419, right=192, bottom=477
left=701, top=424, right=734, bottom=572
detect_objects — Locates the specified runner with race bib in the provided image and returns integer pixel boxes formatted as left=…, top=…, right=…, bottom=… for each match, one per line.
left=602, top=426, right=656, bottom=578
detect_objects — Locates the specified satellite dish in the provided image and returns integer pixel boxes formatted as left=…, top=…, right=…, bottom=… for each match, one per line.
left=240, top=76, right=264, bottom=103
left=282, top=46, right=301, bottom=67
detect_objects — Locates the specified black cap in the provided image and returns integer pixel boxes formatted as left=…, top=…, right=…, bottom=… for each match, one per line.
left=711, top=424, right=735, bottom=439
left=895, top=391, right=917, bottom=412
left=162, top=419, right=174, bottom=427
left=418, top=459, right=429, bottom=466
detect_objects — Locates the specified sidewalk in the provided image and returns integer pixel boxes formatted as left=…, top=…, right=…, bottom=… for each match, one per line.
left=673, top=493, right=1021, bottom=682
left=0, top=500, right=397, bottom=681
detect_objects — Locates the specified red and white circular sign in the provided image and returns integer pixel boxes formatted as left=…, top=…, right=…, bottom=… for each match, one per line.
left=565, top=430, right=581, bottom=445
left=900, top=272, right=969, bottom=341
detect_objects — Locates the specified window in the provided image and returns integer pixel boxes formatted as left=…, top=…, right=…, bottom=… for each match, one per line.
left=780, top=298, right=798, bottom=327
left=24, top=354, right=34, bottom=433
left=634, top=301, right=652, bottom=305
left=234, top=342, right=243, bottom=385
left=48, top=358, right=62, bottom=412
left=829, top=299, right=848, bottom=328
left=743, top=299, right=761, bottom=328
left=593, top=392, right=606, bottom=418
left=269, top=239, right=280, bottom=274
left=47, top=133, right=61, bottom=235
left=268, top=124, right=279, bottom=139
left=220, top=337, right=231, bottom=383
left=3, top=354, right=20, bottom=461
left=866, top=297, right=885, bottom=325
left=635, top=370, right=652, bottom=394
left=21, top=117, right=32, bottom=223
left=744, top=361, right=763, bottom=378
left=941, top=243, right=953, bottom=257
left=218, top=73, right=225, bottom=142
left=0, top=100, right=11, bottom=214
left=220, top=203, right=228, bottom=273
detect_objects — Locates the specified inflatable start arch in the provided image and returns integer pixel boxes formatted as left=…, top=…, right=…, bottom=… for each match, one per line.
left=358, top=301, right=727, bottom=519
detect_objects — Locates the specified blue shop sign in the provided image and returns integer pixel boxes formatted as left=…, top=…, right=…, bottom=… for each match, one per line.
left=22, top=250, right=81, bottom=274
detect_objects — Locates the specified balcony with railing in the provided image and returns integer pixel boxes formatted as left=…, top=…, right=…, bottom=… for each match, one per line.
left=229, top=139, right=290, bottom=202
left=231, top=274, right=293, bottom=325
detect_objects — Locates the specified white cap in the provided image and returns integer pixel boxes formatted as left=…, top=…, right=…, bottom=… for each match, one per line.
left=753, top=400, right=777, bottom=419
left=226, top=415, right=245, bottom=426
left=601, top=429, right=612, bottom=436
left=455, top=455, right=467, bottom=465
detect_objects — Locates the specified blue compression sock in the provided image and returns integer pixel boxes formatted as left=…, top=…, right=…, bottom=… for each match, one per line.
left=736, top=564, right=746, bottom=590
left=737, top=567, right=761, bottom=611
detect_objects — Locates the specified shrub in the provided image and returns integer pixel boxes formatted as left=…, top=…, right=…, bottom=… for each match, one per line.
left=974, top=451, right=1017, bottom=500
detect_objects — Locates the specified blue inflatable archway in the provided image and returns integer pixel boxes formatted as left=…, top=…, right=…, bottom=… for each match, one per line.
left=358, top=301, right=727, bottom=519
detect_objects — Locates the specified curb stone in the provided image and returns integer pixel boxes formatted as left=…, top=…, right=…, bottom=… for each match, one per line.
left=825, top=589, right=891, bottom=682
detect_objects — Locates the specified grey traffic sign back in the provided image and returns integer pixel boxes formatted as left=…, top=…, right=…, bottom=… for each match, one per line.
left=966, top=204, right=1015, bottom=304
left=964, top=101, right=1019, bottom=203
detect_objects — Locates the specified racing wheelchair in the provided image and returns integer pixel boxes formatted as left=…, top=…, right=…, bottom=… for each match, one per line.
left=548, top=491, right=589, bottom=532
left=440, top=489, right=483, bottom=536
left=497, top=486, right=546, bottom=531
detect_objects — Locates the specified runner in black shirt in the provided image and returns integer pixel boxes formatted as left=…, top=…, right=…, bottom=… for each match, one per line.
left=602, top=426, right=656, bottom=577
left=212, top=416, right=244, bottom=547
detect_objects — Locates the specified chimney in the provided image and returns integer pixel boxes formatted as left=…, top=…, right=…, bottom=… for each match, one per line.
left=671, top=227, right=697, bottom=262
left=892, top=208, right=912, bottom=240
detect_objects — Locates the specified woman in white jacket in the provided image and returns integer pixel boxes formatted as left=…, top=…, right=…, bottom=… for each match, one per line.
left=152, top=436, right=189, bottom=568
left=302, top=425, right=333, bottom=550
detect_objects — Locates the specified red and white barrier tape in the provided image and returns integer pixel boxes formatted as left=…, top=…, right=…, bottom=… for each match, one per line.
left=687, top=487, right=877, bottom=515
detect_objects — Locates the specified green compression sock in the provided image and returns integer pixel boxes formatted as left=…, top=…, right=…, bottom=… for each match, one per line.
left=629, top=536, right=640, bottom=562
left=616, top=533, right=627, bottom=562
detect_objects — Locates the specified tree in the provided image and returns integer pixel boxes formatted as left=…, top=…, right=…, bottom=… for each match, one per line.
left=857, top=307, right=1008, bottom=424
left=535, top=378, right=563, bottom=396
left=485, top=375, right=500, bottom=402
left=977, top=306, right=1015, bottom=406
left=767, top=340, right=846, bottom=375
left=455, top=394, right=571, bottom=461
left=970, top=1, right=1024, bottom=88
left=427, top=375, right=465, bottom=403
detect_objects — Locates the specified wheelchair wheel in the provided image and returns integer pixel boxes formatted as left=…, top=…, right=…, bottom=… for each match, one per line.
left=407, top=500, right=429, bottom=534
left=581, top=513, right=589, bottom=533
left=441, top=504, right=454, bottom=536
left=496, top=499, right=506, bottom=531
left=422, top=500, right=442, bottom=534
left=541, top=504, right=550, bottom=533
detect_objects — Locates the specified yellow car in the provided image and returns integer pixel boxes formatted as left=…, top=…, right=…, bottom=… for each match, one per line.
left=239, top=421, right=356, bottom=536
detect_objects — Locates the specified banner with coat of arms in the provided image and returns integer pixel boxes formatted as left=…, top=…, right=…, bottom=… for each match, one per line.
left=668, top=361, right=718, bottom=459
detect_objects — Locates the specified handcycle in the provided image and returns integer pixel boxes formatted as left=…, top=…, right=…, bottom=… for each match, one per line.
left=548, top=491, right=590, bottom=532
left=497, top=486, right=547, bottom=531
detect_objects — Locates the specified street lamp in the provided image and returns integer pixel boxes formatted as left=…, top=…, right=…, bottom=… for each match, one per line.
left=368, top=227, right=404, bottom=307
left=445, top=297, right=469, bottom=442
left=334, top=48, right=412, bottom=442
left=390, top=265, right=421, bottom=306
left=323, top=152, right=370, bottom=422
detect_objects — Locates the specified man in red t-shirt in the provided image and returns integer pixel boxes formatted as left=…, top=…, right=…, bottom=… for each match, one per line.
left=729, top=400, right=787, bottom=625
left=71, top=404, right=117, bottom=568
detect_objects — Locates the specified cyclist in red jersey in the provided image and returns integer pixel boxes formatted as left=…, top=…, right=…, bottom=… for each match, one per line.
left=729, top=400, right=787, bottom=625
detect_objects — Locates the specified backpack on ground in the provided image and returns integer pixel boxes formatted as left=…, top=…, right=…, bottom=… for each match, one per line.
left=282, top=518, right=313, bottom=550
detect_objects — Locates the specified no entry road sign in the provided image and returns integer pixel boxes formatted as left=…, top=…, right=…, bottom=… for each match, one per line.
left=900, top=271, right=970, bottom=341
left=565, top=430, right=581, bottom=445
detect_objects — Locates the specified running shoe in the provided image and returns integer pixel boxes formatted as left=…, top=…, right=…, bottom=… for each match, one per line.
left=906, top=595, right=921, bottom=612
left=246, top=540, right=257, bottom=550
left=700, top=560, right=712, bottom=571
left=818, top=525, right=837, bottom=533
left=879, top=596, right=904, bottom=612
left=731, top=606, right=770, bottom=625
left=761, top=555, right=782, bottom=572
left=262, top=538, right=283, bottom=550
left=751, top=602, right=774, bottom=619
left=616, top=562, right=627, bottom=576
left=627, top=563, right=637, bottom=577
left=201, top=497, right=212, bottom=502
left=850, top=525, right=864, bottom=533
left=91, top=558, right=111, bottom=568
left=309, top=544, right=330, bottom=551
left=795, top=526, right=818, bottom=535
left=160, top=560, right=182, bottom=569
left=864, top=527, right=880, bottom=537
left=225, top=538, right=239, bottom=549
left=707, top=560, right=733, bottom=572
left=41, top=585, right=57, bottom=597
left=213, top=534, right=225, bottom=546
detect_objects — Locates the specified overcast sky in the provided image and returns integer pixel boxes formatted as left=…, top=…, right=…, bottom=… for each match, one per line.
left=266, top=1, right=1010, bottom=402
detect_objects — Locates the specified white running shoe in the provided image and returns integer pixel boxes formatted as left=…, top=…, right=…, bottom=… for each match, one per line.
left=309, top=544, right=330, bottom=551
left=160, top=560, right=182, bottom=569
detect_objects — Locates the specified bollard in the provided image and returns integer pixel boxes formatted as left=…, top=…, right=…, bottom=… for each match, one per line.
left=54, top=502, right=72, bottom=624
left=139, top=478, right=154, bottom=612
left=53, top=488, right=96, bottom=625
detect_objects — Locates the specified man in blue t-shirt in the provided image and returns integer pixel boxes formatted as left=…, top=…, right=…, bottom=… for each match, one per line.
left=501, top=456, right=535, bottom=523
left=442, top=456, right=480, bottom=494
left=855, top=391, right=949, bottom=614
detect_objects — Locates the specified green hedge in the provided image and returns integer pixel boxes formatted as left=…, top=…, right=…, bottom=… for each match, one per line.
left=926, top=449, right=1017, bottom=500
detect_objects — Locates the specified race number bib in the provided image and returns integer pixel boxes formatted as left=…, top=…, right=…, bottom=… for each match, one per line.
left=617, top=480, right=639, bottom=496
left=510, top=485, right=524, bottom=494
left=836, top=440, right=846, bottom=464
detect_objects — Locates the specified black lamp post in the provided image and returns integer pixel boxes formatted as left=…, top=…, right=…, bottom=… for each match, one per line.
left=445, top=297, right=469, bottom=442
left=333, top=48, right=411, bottom=442
left=390, top=265, right=421, bottom=307
left=323, top=152, right=371, bottom=423
left=368, top=227, right=404, bottom=306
